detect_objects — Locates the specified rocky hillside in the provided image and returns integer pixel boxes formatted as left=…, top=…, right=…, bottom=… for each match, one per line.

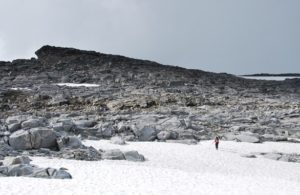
left=0, top=45, right=300, bottom=147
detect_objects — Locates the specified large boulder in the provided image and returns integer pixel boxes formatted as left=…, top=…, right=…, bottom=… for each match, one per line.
left=8, top=128, right=58, bottom=150
left=21, top=118, right=47, bottom=129
left=29, top=168, right=51, bottom=178
left=52, top=119, right=74, bottom=132
left=99, top=125, right=115, bottom=138
left=134, top=126, right=157, bottom=141
left=7, top=123, right=21, bottom=133
left=0, top=142, right=13, bottom=159
left=8, top=130, right=32, bottom=150
left=30, top=128, right=58, bottom=149
left=156, top=117, right=183, bottom=132
left=102, top=149, right=125, bottom=160
left=6, top=164, right=35, bottom=176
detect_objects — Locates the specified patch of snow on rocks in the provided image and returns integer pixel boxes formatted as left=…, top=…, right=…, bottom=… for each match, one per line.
left=55, top=83, right=100, bottom=87
left=11, top=88, right=32, bottom=91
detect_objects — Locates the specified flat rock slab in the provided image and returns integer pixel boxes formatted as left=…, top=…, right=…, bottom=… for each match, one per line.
left=0, top=156, right=72, bottom=179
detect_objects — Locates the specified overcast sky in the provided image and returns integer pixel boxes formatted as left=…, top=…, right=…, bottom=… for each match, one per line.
left=0, top=0, right=299, bottom=75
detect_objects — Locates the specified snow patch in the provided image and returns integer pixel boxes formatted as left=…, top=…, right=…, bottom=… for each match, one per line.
left=1, top=141, right=300, bottom=195
left=241, top=76, right=300, bottom=81
left=11, top=87, right=32, bottom=91
left=55, top=83, right=100, bottom=87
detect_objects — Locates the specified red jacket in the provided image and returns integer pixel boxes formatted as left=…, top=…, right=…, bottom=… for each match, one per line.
left=214, top=137, right=219, bottom=143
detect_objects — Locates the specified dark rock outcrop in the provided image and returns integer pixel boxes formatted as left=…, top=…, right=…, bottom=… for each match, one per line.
left=0, top=45, right=299, bottom=146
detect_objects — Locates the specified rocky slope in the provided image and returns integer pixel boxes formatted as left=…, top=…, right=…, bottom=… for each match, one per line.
left=0, top=45, right=300, bottom=149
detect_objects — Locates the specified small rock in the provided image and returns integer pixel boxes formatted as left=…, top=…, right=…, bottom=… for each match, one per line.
left=240, top=154, right=256, bottom=158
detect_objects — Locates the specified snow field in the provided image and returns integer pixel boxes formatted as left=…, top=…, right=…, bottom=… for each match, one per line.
left=1, top=141, right=300, bottom=195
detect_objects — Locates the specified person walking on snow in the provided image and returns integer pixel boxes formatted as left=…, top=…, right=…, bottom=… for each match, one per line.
left=214, top=136, right=220, bottom=150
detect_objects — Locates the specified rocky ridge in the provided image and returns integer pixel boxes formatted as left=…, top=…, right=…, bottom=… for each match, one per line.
left=0, top=45, right=300, bottom=155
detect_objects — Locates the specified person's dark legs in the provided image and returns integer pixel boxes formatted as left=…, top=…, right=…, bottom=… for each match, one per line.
left=215, top=143, right=219, bottom=150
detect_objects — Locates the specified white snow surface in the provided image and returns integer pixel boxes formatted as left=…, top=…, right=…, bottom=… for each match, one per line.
left=11, top=87, right=32, bottom=91
left=55, top=83, right=100, bottom=87
left=1, top=141, right=300, bottom=195
left=241, top=76, right=299, bottom=81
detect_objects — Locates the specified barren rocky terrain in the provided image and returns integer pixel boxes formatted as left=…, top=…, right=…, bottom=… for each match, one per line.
left=0, top=46, right=300, bottom=179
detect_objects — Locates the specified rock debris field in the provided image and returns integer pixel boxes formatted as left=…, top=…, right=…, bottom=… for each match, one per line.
left=0, top=46, right=300, bottom=194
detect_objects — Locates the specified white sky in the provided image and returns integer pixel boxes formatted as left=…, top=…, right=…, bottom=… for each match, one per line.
left=0, top=0, right=299, bottom=74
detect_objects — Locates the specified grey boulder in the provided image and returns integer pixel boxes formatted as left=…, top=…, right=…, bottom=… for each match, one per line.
left=57, top=136, right=83, bottom=150
left=8, top=128, right=58, bottom=150
left=52, top=120, right=74, bottom=132
left=6, top=164, right=35, bottom=176
left=21, top=118, right=47, bottom=129
left=8, top=123, right=21, bottom=132
left=61, top=147, right=101, bottom=161
left=30, top=128, right=58, bottom=149
left=102, top=149, right=125, bottom=160
left=123, top=151, right=145, bottom=162
left=8, top=130, right=32, bottom=150
left=134, top=126, right=157, bottom=141
left=52, top=168, right=72, bottom=179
